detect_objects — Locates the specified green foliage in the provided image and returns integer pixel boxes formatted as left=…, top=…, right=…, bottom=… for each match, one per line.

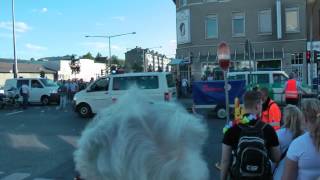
left=82, top=52, right=94, bottom=60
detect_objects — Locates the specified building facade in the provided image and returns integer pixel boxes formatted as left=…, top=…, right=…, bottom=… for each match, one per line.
left=125, top=47, right=171, bottom=72
left=44, top=59, right=105, bottom=81
left=172, top=0, right=320, bottom=83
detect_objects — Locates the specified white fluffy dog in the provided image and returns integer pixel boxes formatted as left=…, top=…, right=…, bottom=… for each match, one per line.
left=74, top=89, right=209, bottom=180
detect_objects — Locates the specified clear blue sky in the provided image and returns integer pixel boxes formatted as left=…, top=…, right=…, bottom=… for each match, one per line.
left=0, top=0, right=177, bottom=60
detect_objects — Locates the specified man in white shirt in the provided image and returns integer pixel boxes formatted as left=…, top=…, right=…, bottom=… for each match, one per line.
left=20, top=83, right=29, bottom=109
left=181, top=78, right=188, bottom=97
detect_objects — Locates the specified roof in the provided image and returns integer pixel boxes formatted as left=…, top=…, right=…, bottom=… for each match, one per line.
left=0, top=62, right=56, bottom=73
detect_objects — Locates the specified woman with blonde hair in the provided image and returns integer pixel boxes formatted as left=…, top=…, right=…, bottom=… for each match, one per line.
left=273, top=105, right=304, bottom=179
left=282, top=99, right=320, bottom=180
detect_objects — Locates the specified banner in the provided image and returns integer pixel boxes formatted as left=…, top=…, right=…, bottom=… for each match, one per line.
left=192, top=80, right=246, bottom=105
left=176, top=9, right=191, bottom=44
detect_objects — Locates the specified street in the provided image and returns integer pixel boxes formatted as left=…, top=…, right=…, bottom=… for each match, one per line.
left=0, top=102, right=224, bottom=180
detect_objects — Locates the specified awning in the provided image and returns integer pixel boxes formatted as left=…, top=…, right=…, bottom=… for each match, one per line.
left=168, top=59, right=190, bottom=65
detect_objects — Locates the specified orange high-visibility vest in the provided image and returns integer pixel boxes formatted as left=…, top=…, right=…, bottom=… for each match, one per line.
left=262, top=99, right=281, bottom=130
left=285, top=79, right=298, bottom=99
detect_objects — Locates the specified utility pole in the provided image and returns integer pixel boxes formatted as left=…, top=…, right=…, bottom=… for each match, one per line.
left=12, top=0, right=18, bottom=78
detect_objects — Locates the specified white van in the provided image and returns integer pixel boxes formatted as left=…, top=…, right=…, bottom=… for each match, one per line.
left=228, top=71, right=311, bottom=104
left=4, top=78, right=59, bottom=105
left=73, top=72, right=177, bottom=118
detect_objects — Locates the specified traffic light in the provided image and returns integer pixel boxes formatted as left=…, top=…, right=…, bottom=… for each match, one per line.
left=307, top=51, right=311, bottom=63
left=314, top=50, right=320, bottom=61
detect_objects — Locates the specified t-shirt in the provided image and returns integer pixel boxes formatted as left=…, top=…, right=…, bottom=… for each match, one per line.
left=223, top=120, right=279, bottom=150
left=286, top=132, right=320, bottom=180
left=21, top=84, right=29, bottom=95
left=276, top=128, right=294, bottom=153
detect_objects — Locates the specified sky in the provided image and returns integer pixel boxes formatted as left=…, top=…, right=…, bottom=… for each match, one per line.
left=0, top=0, right=177, bottom=60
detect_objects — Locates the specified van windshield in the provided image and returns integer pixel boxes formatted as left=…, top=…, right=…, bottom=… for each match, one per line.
left=113, top=76, right=159, bottom=90
left=40, top=79, right=58, bottom=87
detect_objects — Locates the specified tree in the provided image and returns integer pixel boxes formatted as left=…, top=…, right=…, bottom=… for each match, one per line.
left=132, top=63, right=143, bottom=72
left=82, top=52, right=94, bottom=60
left=95, top=52, right=102, bottom=59
left=40, top=71, right=45, bottom=78
left=30, top=57, right=36, bottom=61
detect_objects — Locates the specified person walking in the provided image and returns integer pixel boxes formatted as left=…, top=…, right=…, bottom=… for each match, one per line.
left=260, top=87, right=282, bottom=130
left=181, top=77, right=188, bottom=98
left=57, top=80, right=68, bottom=110
left=282, top=99, right=320, bottom=180
left=284, top=73, right=306, bottom=106
left=20, top=83, right=29, bottom=109
left=273, top=105, right=305, bottom=180
left=220, top=90, right=281, bottom=180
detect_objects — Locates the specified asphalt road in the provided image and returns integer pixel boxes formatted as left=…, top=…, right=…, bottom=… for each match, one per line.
left=0, top=102, right=224, bottom=180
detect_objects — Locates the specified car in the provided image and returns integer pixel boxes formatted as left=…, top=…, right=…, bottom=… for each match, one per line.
left=73, top=72, right=177, bottom=118
left=4, top=78, right=59, bottom=105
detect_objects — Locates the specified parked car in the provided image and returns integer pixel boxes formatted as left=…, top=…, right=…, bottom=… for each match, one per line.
left=4, top=78, right=59, bottom=105
left=73, top=72, right=177, bottom=118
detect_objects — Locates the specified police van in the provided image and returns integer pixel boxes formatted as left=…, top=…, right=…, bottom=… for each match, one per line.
left=73, top=72, right=177, bottom=118
left=228, top=71, right=311, bottom=104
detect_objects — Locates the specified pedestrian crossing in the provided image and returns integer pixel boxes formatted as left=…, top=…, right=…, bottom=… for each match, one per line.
left=0, top=172, right=55, bottom=180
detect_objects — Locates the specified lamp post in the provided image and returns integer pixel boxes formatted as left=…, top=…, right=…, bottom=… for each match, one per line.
left=142, top=46, right=162, bottom=72
left=308, top=0, right=316, bottom=85
left=85, top=32, right=136, bottom=74
left=12, top=0, right=18, bottom=78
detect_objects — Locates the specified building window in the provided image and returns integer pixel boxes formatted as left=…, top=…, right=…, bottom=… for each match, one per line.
left=258, top=9, right=272, bottom=34
left=285, top=7, right=300, bottom=33
left=205, top=15, right=218, bottom=38
left=232, top=12, right=245, bottom=37
left=180, top=0, right=187, bottom=7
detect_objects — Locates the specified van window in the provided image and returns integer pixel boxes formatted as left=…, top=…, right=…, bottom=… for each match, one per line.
left=249, top=74, right=269, bottom=84
left=273, top=74, right=287, bottom=84
left=166, top=74, right=175, bottom=87
left=90, top=78, right=109, bottom=91
left=40, top=79, right=57, bottom=87
left=17, top=80, right=29, bottom=88
left=113, top=76, right=159, bottom=90
left=31, top=80, right=43, bottom=88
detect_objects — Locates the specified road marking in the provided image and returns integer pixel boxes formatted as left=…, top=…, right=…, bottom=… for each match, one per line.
left=5, top=111, right=23, bottom=116
left=1, top=173, right=30, bottom=180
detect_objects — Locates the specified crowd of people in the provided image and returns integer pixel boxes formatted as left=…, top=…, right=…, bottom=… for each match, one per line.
left=220, top=90, right=320, bottom=180
left=56, top=78, right=94, bottom=110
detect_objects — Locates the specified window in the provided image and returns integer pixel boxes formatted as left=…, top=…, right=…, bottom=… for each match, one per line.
left=249, top=74, right=270, bottom=84
left=258, top=9, right=272, bottom=34
left=113, top=76, right=159, bottom=91
left=285, top=7, right=300, bottom=32
left=232, top=12, right=245, bottom=37
left=180, top=0, right=187, bottom=7
left=31, top=80, right=43, bottom=88
left=273, top=74, right=288, bottom=84
left=205, top=15, right=218, bottom=38
left=166, top=74, right=175, bottom=88
left=90, top=78, right=109, bottom=92
left=40, top=79, right=57, bottom=87
left=17, top=80, right=29, bottom=88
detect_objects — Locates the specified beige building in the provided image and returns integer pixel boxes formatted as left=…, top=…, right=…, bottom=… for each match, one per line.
left=0, top=62, right=55, bottom=86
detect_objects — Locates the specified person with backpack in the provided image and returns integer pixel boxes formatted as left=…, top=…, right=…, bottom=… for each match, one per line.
left=282, top=99, right=320, bottom=180
left=220, top=90, right=281, bottom=180
left=273, top=105, right=305, bottom=180
left=260, top=87, right=281, bottom=130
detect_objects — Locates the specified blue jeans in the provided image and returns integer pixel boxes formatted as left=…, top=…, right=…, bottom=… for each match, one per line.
left=59, top=95, right=67, bottom=109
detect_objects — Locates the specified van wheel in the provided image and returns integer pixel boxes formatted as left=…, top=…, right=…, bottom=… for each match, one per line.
left=41, top=96, right=50, bottom=105
left=77, top=103, right=92, bottom=118
left=215, top=106, right=227, bottom=119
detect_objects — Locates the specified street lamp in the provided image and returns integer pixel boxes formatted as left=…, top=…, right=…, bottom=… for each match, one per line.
left=143, top=46, right=162, bottom=72
left=85, top=32, right=136, bottom=73
left=308, top=0, right=316, bottom=85
left=12, top=0, right=18, bottom=78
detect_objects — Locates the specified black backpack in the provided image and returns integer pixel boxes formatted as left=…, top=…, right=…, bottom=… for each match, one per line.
left=230, top=121, right=271, bottom=180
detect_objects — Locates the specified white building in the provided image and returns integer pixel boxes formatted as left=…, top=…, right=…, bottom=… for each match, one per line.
left=44, top=59, right=105, bottom=82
